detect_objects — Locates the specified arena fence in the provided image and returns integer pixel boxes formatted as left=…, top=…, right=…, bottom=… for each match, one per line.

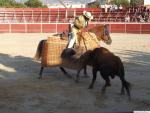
left=0, top=8, right=147, bottom=23
left=0, top=8, right=150, bottom=34
left=0, top=8, right=101, bottom=23
left=0, top=23, right=150, bottom=34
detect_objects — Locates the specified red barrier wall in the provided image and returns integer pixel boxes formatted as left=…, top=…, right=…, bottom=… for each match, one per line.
left=110, top=24, right=126, bottom=33
left=141, top=24, right=150, bottom=34
left=0, top=24, right=9, bottom=33
left=57, top=24, right=69, bottom=33
left=11, top=24, right=25, bottom=33
left=0, top=23, right=150, bottom=34
left=42, top=24, right=56, bottom=33
left=0, top=8, right=150, bottom=34
left=27, top=24, right=41, bottom=33
left=126, top=24, right=141, bottom=33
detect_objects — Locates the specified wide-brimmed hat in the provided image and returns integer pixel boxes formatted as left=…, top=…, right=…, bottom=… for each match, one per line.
left=83, top=11, right=93, bottom=20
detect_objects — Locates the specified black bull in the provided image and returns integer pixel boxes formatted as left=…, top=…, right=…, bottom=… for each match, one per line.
left=76, top=47, right=131, bottom=100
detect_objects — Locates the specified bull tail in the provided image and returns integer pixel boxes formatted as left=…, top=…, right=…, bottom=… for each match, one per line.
left=34, top=40, right=46, bottom=60
left=117, top=56, right=131, bottom=99
left=123, top=80, right=131, bottom=100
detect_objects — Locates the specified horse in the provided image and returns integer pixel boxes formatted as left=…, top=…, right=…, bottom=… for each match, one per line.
left=76, top=47, right=131, bottom=100
left=34, top=24, right=112, bottom=79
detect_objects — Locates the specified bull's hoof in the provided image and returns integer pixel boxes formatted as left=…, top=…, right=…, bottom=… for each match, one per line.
left=38, top=76, right=42, bottom=79
left=83, top=74, right=90, bottom=78
left=75, top=78, right=79, bottom=83
left=101, top=87, right=106, bottom=94
left=75, top=80, right=79, bottom=83
left=121, top=90, right=125, bottom=95
left=64, top=74, right=72, bottom=79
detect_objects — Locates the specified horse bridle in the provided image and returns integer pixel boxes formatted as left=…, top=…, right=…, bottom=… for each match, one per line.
left=101, top=25, right=112, bottom=44
left=104, top=25, right=110, bottom=36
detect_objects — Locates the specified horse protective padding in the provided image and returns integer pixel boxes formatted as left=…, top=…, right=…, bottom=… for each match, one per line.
left=41, top=37, right=68, bottom=67
left=41, top=32, right=99, bottom=67
left=78, top=32, right=99, bottom=50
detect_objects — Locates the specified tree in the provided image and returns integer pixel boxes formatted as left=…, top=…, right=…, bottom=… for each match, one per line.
left=130, top=0, right=144, bottom=7
left=25, top=0, right=44, bottom=8
left=86, top=0, right=100, bottom=8
left=111, top=0, right=130, bottom=9
left=15, top=2, right=27, bottom=8
left=0, top=0, right=26, bottom=8
left=0, top=0, right=15, bottom=7
left=113, top=0, right=121, bottom=8
left=121, top=0, right=130, bottom=8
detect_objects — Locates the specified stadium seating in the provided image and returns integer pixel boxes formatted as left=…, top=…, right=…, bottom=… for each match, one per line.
left=0, top=8, right=145, bottom=23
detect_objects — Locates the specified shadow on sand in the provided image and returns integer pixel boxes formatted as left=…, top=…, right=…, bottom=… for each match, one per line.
left=0, top=53, right=64, bottom=80
left=0, top=48, right=150, bottom=79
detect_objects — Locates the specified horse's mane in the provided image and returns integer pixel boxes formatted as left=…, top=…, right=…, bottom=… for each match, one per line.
left=88, top=25, right=104, bottom=41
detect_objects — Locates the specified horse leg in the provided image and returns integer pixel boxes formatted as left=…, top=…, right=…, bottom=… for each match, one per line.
left=39, top=66, right=44, bottom=79
left=83, top=66, right=89, bottom=78
left=88, top=67, right=98, bottom=89
left=59, top=67, right=72, bottom=78
left=59, top=67, right=68, bottom=75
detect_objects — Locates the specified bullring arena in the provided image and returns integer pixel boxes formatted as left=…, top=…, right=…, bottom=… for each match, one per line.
left=0, top=33, right=150, bottom=113
left=0, top=8, right=150, bottom=113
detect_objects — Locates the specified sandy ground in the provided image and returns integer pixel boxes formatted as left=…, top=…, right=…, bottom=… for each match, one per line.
left=0, top=33, right=150, bottom=113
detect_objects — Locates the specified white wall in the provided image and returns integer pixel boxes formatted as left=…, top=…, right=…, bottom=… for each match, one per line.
left=144, top=0, right=150, bottom=5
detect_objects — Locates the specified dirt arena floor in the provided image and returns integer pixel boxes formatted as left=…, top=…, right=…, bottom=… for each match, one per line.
left=0, top=33, right=150, bottom=113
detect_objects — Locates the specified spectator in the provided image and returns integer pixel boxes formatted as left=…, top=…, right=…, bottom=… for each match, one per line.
left=119, top=5, right=123, bottom=12
left=138, top=15, right=145, bottom=22
left=104, top=4, right=109, bottom=13
left=109, top=5, right=113, bottom=12
left=125, top=15, right=130, bottom=22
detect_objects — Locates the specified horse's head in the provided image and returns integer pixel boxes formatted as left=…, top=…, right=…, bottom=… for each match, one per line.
left=88, top=24, right=112, bottom=45
left=102, top=24, right=112, bottom=45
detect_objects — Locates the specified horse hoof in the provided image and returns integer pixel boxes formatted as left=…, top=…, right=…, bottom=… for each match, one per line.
left=63, top=74, right=72, bottom=79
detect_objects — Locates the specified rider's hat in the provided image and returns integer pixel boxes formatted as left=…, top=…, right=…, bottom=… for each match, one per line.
left=83, top=11, right=93, bottom=20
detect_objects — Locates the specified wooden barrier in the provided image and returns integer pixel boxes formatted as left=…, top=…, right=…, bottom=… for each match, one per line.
left=0, top=23, right=150, bottom=34
left=110, top=24, right=126, bottom=33
left=0, top=8, right=150, bottom=34
left=0, top=24, right=9, bottom=33
left=42, top=24, right=56, bottom=33
left=141, top=24, right=150, bottom=34
left=126, top=24, right=141, bottom=34
left=11, top=24, right=26, bottom=33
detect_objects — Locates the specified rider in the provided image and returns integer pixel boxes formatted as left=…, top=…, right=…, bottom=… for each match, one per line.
left=63, top=11, right=93, bottom=57
left=67, top=11, right=93, bottom=49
